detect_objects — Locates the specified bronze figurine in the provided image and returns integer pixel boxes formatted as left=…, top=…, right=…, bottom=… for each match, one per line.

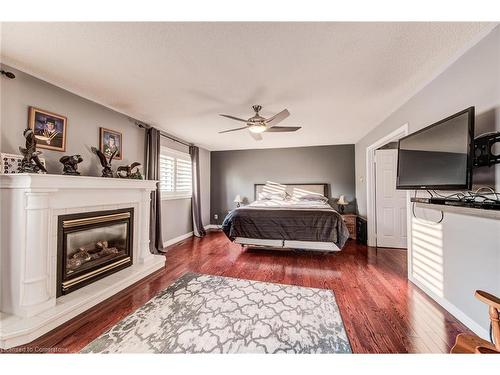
left=19, top=128, right=47, bottom=173
left=117, top=162, right=143, bottom=179
left=60, top=154, right=83, bottom=175
left=91, top=146, right=116, bottom=178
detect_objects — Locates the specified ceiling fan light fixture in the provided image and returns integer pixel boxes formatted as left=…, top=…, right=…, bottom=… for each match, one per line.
left=220, top=106, right=298, bottom=139
left=248, top=123, right=267, bottom=133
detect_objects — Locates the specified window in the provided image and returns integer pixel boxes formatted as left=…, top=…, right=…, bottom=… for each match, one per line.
left=159, top=147, right=192, bottom=199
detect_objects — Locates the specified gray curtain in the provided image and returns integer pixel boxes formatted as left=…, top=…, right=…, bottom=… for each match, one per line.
left=190, top=145, right=206, bottom=237
left=145, top=127, right=165, bottom=254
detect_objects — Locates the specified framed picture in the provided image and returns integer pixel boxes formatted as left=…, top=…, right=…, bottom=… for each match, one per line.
left=1, top=152, right=46, bottom=174
left=100, top=127, right=122, bottom=160
left=28, top=107, right=67, bottom=152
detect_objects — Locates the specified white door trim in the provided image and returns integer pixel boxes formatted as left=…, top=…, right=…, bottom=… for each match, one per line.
left=366, top=123, right=409, bottom=247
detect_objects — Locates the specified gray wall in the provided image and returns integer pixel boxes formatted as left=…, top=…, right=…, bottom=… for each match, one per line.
left=210, top=144, right=355, bottom=224
left=355, top=27, right=500, bottom=216
left=159, top=136, right=211, bottom=242
left=355, top=26, right=500, bottom=337
left=0, top=65, right=144, bottom=176
left=1, top=64, right=211, bottom=242
left=159, top=137, right=192, bottom=242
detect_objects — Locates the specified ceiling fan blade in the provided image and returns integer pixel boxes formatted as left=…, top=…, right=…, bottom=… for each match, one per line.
left=265, top=126, right=301, bottom=132
left=219, top=126, right=248, bottom=134
left=265, top=109, right=290, bottom=127
left=249, top=132, right=263, bottom=141
left=219, top=114, right=248, bottom=122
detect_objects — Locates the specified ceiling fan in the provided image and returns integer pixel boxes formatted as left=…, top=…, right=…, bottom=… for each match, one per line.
left=219, top=105, right=301, bottom=140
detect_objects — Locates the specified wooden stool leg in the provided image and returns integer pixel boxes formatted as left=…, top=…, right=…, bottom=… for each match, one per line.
left=489, top=306, right=500, bottom=352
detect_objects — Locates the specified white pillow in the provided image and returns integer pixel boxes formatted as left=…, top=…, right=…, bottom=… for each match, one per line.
left=258, top=191, right=286, bottom=200
left=296, top=193, right=328, bottom=203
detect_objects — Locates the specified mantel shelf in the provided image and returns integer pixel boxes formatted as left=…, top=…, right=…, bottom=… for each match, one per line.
left=415, top=202, right=500, bottom=220
left=0, top=173, right=158, bottom=190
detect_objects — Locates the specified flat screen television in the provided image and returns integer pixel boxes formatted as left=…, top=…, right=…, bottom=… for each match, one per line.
left=396, top=107, right=475, bottom=190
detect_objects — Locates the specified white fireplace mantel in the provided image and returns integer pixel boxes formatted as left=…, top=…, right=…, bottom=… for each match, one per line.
left=0, top=174, right=166, bottom=349
left=0, top=173, right=159, bottom=190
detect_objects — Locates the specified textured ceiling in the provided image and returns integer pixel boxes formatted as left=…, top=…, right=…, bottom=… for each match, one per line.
left=1, top=22, right=496, bottom=150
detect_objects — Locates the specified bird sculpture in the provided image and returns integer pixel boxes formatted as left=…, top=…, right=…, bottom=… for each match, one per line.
left=19, top=128, right=47, bottom=173
left=117, top=162, right=143, bottom=179
left=60, top=154, right=83, bottom=175
left=91, top=146, right=116, bottom=178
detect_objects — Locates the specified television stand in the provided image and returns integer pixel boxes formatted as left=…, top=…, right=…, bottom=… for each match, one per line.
left=411, top=197, right=500, bottom=211
left=412, top=199, right=500, bottom=221
left=410, top=197, right=457, bottom=205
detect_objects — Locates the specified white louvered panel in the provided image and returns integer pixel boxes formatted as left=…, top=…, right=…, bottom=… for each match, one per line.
left=159, top=147, right=192, bottom=198
left=176, top=158, right=192, bottom=193
left=159, top=154, right=175, bottom=192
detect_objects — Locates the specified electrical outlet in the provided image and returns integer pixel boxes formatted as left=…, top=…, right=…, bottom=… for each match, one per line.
left=214, top=214, right=218, bottom=220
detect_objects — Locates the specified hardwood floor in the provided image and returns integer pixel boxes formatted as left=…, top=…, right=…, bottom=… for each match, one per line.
left=4, top=231, right=470, bottom=353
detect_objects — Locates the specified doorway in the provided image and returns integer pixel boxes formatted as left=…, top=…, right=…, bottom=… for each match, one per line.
left=365, top=123, right=409, bottom=247
left=375, top=148, right=407, bottom=248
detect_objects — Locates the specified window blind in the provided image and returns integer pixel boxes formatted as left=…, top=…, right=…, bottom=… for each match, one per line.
left=159, top=147, right=192, bottom=199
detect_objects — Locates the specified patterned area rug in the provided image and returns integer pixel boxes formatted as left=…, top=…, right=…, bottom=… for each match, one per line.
left=81, top=273, right=351, bottom=353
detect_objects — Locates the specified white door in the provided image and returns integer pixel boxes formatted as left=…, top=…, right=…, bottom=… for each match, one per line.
left=375, top=149, right=407, bottom=248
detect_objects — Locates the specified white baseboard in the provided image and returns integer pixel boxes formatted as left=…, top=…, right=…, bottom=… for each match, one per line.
left=163, top=231, right=194, bottom=248
left=409, top=275, right=489, bottom=340
left=162, top=225, right=219, bottom=248
left=204, top=224, right=220, bottom=230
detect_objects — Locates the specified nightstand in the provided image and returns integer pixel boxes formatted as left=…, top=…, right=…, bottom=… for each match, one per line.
left=341, top=214, right=357, bottom=240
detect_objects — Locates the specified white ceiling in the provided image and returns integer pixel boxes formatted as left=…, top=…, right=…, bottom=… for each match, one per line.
left=1, top=22, right=496, bottom=150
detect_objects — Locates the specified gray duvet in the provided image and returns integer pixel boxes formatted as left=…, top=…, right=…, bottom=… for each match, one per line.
left=221, top=200, right=350, bottom=249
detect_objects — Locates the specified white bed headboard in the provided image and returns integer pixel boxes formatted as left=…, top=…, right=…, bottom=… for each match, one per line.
left=254, top=182, right=329, bottom=200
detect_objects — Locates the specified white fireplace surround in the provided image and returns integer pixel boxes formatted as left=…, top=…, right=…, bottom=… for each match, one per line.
left=0, top=174, right=166, bottom=349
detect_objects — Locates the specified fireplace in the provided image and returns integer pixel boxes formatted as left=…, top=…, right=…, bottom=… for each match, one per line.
left=57, top=208, right=134, bottom=296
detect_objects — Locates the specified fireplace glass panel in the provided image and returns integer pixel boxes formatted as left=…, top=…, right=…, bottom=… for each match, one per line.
left=65, top=222, right=128, bottom=277
left=58, top=207, right=133, bottom=296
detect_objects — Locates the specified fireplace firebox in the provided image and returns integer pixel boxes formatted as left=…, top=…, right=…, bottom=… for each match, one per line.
left=57, top=208, right=134, bottom=296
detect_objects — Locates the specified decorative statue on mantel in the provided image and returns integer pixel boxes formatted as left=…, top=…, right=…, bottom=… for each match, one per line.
left=19, top=128, right=47, bottom=173
left=117, top=162, right=143, bottom=179
left=91, top=146, right=116, bottom=178
left=59, top=154, right=83, bottom=175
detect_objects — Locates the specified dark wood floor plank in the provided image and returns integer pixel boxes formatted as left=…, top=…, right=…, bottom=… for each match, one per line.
left=3, top=231, right=471, bottom=353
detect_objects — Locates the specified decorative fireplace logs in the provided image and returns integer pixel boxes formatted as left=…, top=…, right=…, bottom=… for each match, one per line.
left=67, top=240, right=121, bottom=272
left=96, top=240, right=120, bottom=255
left=60, top=154, right=83, bottom=175
left=67, top=248, right=91, bottom=270
left=91, top=146, right=117, bottom=178
left=19, top=128, right=48, bottom=173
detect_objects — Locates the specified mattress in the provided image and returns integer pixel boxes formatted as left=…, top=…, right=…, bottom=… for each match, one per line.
left=221, top=199, right=350, bottom=249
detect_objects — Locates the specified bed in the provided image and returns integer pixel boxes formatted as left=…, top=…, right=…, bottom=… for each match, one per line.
left=221, top=183, right=350, bottom=251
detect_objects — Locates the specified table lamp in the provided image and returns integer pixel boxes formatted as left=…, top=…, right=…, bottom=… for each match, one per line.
left=234, top=195, right=243, bottom=208
left=338, top=195, right=348, bottom=213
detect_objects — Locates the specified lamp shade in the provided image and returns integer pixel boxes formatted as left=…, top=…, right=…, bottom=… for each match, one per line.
left=234, top=195, right=243, bottom=203
left=338, top=195, right=348, bottom=205
left=248, top=123, right=267, bottom=133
